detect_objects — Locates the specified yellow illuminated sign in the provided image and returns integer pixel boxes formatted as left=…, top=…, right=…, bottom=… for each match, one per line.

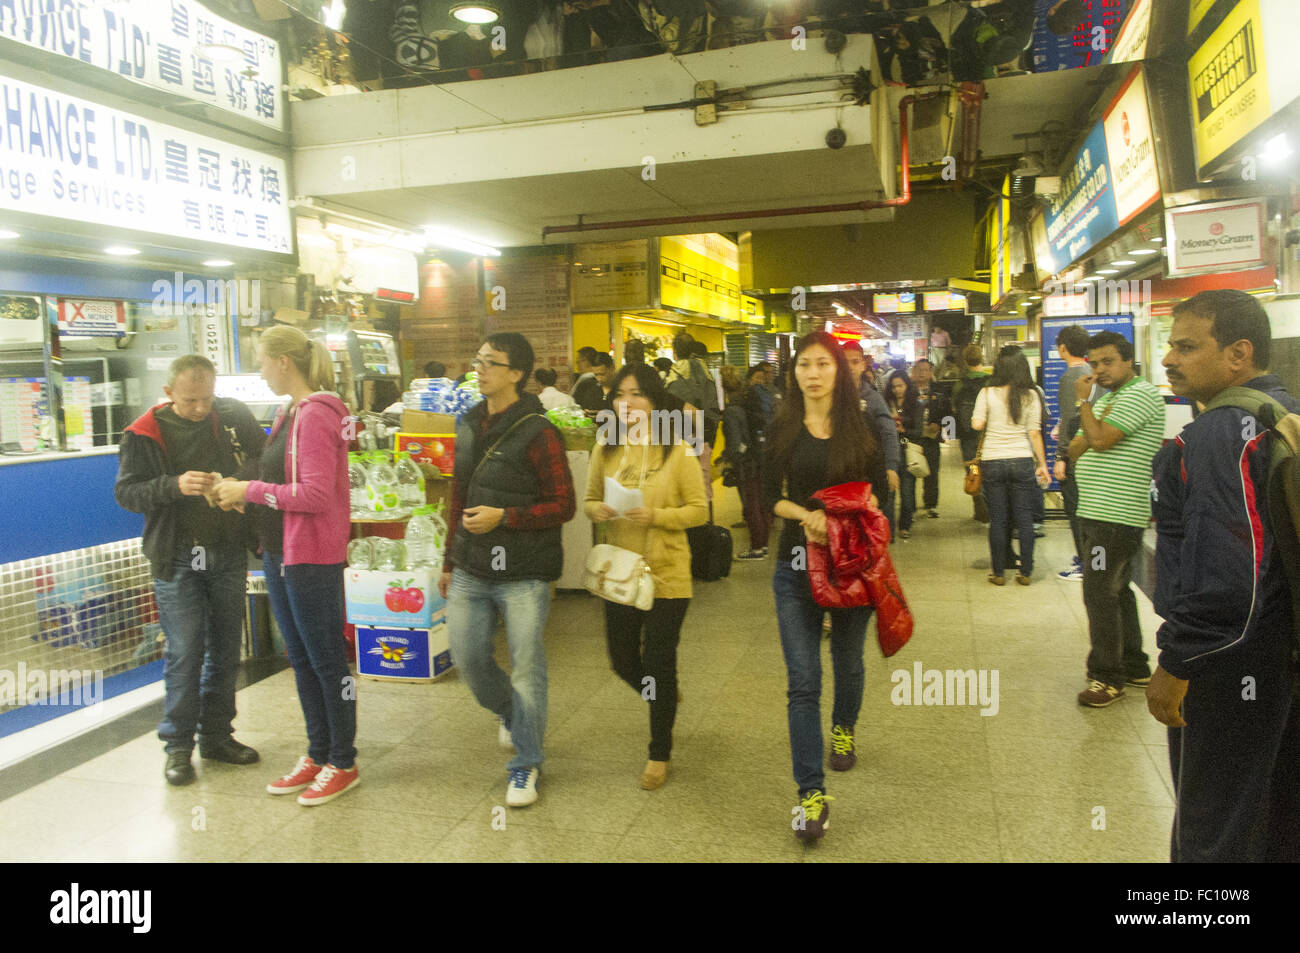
left=1188, top=0, right=1271, bottom=171
left=658, top=234, right=741, bottom=321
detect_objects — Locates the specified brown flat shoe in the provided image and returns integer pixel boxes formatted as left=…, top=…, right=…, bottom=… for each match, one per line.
left=640, top=760, right=669, bottom=790
left=987, top=574, right=1005, bottom=586
left=1015, top=574, right=1031, bottom=586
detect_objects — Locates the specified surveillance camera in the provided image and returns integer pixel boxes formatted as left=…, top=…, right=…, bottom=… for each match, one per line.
left=826, top=128, right=847, bottom=150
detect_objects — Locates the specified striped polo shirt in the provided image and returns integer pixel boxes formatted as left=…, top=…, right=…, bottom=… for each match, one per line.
left=1074, top=376, right=1165, bottom=528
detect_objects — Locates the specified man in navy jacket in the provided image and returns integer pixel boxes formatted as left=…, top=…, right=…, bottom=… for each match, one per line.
left=1149, top=290, right=1300, bottom=862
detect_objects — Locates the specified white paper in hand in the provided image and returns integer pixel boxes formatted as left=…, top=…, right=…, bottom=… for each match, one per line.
left=604, top=476, right=644, bottom=517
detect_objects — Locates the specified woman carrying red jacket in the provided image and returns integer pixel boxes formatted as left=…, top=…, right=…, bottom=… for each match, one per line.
left=216, top=325, right=357, bottom=806
left=764, top=331, right=888, bottom=842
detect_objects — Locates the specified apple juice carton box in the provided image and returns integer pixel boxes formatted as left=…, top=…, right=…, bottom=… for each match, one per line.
left=356, top=614, right=452, bottom=680
left=343, top=568, right=443, bottom=629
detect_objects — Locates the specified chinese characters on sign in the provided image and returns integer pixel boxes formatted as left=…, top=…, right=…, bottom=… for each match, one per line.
left=0, top=0, right=283, bottom=129
left=0, top=73, right=291, bottom=254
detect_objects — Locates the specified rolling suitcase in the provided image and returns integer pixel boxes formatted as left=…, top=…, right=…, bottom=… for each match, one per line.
left=688, top=503, right=732, bottom=581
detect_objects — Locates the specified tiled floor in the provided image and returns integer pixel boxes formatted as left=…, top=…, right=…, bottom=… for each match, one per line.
left=0, top=445, right=1175, bottom=861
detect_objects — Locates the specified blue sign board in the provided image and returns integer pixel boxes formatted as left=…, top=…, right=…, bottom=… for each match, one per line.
left=1041, top=121, right=1121, bottom=273
left=1040, top=314, right=1135, bottom=490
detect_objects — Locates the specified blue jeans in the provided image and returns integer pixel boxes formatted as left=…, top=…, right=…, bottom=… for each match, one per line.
left=982, top=457, right=1036, bottom=576
left=447, top=569, right=551, bottom=772
left=772, top=561, right=873, bottom=795
left=263, top=554, right=356, bottom=769
left=155, top=540, right=246, bottom=753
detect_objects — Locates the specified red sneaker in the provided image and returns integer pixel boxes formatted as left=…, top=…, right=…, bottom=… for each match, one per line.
left=297, top=763, right=360, bottom=806
left=267, top=755, right=321, bottom=795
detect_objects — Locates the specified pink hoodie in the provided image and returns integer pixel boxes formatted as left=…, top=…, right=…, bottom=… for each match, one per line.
left=244, top=391, right=351, bottom=566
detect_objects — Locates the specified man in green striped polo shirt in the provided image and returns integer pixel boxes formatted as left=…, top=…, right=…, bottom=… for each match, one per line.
left=1067, top=331, right=1166, bottom=708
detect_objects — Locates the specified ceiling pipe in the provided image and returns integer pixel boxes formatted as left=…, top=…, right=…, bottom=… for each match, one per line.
left=541, top=91, right=943, bottom=241
left=956, top=82, right=986, bottom=182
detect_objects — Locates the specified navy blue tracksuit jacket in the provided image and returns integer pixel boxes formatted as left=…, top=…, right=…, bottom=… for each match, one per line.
left=1151, top=374, right=1300, bottom=862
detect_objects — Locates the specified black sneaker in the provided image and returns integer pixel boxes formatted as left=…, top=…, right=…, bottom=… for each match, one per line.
left=735, top=549, right=766, bottom=560
left=165, top=750, right=195, bottom=786
left=200, top=738, right=260, bottom=765
left=795, top=790, right=833, bottom=841
left=926, top=508, right=939, bottom=518
left=1125, top=674, right=1152, bottom=688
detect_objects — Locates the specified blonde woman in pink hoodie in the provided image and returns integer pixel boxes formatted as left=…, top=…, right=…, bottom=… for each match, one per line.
left=216, top=326, right=357, bottom=806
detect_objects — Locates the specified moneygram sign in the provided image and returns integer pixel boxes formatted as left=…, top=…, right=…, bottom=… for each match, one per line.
left=1164, top=198, right=1267, bottom=276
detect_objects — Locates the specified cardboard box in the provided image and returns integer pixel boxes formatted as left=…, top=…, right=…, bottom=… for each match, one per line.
left=396, top=432, right=455, bottom=473
left=402, top=410, right=457, bottom=435
left=344, top=568, right=443, bottom=629
left=356, top=621, right=453, bottom=681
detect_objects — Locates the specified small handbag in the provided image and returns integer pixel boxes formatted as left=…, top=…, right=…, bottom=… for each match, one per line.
left=963, top=432, right=986, bottom=496
left=584, top=543, right=655, bottom=610
left=583, top=445, right=655, bottom=610
left=903, top=439, right=930, bottom=479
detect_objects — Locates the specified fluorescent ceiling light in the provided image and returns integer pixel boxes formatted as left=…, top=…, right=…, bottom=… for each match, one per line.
left=325, top=221, right=385, bottom=243
left=322, top=0, right=346, bottom=30
left=0, top=229, right=19, bottom=239
left=422, top=226, right=501, bottom=257
left=1151, top=237, right=1163, bottom=243
left=1077, top=276, right=1099, bottom=282
left=1096, top=269, right=1119, bottom=275
left=1028, top=295, right=1042, bottom=300
left=203, top=259, right=234, bottom=267
left=1260, top=133, right=1292, bottom=166
left=450, top=2, right=499, bottom=23
left=104, top=245, right=140, bottom=256
left=1131, top=248, right=1160, bottom=256
left=629, top=317, right=685, bottom=328
left=1111, top=259, right=1137, bottom=266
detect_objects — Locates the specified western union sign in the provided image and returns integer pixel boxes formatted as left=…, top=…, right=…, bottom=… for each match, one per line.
left=1187, top=0, right=1271, bottom=172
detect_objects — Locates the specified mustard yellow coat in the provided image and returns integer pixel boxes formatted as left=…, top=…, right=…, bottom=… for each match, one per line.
left=583, top=441, right=709, bottom=600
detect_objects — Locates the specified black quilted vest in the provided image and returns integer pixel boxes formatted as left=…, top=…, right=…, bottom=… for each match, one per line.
left=451, top=394, right=564, bottom=581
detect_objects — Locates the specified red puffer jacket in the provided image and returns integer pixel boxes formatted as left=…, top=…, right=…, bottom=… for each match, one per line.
left=807, top=481, right=914, bottom=657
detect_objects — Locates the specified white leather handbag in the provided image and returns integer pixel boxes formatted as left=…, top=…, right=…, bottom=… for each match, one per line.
left=903, top=438, right=930, bottom=479
left=584, top=543, right=655, bottom=611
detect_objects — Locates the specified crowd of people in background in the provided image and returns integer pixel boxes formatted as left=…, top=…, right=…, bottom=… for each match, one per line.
left=116, top=289, right=1299, bottom=860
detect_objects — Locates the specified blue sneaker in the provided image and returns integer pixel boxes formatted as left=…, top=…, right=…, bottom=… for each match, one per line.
left=1058, top=558, right=1083, bottom=581
left=506, top=767, right=539, bottom=807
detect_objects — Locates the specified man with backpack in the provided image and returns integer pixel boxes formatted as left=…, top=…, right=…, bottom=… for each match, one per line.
left=666, top=333, right=721, bottom=500
left=1150, top=290, right=1300, bottom=862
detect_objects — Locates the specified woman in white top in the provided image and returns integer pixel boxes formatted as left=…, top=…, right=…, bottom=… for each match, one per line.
left=534, top=368, right=577, bottom=411
left=971, top=350, right=1049, bottom=586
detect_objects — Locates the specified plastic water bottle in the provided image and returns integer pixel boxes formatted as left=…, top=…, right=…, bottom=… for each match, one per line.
left=365, top=451, right=400, bottom=515
left=394, top=451, right=426, bottom=507
left=372, top=537, right=406, bottom=571
left=405, top=504, right=447, bottom=568
left=346, top=537, right=374, bottom=569
left=348, top=453, right=369, bottom=517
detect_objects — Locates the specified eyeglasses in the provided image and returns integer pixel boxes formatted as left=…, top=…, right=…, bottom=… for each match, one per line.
left=471, top=357, right=511, bottom=370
